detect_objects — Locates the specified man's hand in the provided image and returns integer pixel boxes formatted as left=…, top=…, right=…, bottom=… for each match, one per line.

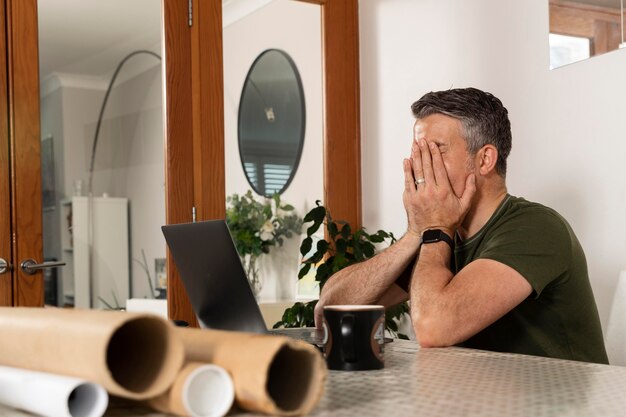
left=402, top=139, right=476, bottom=237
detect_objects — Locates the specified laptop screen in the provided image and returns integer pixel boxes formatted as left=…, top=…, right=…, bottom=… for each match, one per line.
left=161, top=220, right=268, bottom=333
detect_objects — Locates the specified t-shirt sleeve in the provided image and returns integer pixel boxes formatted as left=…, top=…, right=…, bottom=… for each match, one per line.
left=476, top=209, right=571, bottom=298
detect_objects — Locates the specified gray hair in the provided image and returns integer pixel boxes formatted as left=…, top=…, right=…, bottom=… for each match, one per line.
left=411, top=87, right=512, bottom=177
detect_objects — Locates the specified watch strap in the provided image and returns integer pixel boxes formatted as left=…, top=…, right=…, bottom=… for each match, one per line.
left=421, top=229, right=454, bottom=250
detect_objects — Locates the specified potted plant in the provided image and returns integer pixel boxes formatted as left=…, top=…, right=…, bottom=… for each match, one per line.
left=274, top=201, right=410, bottom=339
left=226, top=190, right=302, bottom=298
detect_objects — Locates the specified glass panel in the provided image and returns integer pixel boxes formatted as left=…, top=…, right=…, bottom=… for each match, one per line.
left=549, top=0, right=624, bottom=69
left=38, top=0, right=166, bottom=309
left=223, top=0, right=324, bottom=301
left=549, top=33, right=591, bottom=69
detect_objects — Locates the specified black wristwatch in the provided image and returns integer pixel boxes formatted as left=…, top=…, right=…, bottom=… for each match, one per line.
left=421, top=229, right=454, bottom=250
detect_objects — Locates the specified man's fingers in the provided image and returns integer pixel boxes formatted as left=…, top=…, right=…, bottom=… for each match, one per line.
left=419, top=140, right=435, bottom=185
left=403, top=159, right=416, bottom=192
left=411, top=141, right=424, bottom=184
left=429, top=142, right=451, bottom=189
left=459, top=173, right=477, bottom=211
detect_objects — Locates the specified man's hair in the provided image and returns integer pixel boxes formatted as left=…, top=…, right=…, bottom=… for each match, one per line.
left=411, top=87, right=512, bottom=177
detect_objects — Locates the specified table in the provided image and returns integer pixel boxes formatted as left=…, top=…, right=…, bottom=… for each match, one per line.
left=2, top=339, right=626, bottom=416
left=306, top=340, right=626, bottom=416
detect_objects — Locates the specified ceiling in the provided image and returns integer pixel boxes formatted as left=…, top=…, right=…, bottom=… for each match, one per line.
left=38, top=0, right=274, bottom=82
left=40, top=0, right=617, bottom=82
left=38, top=0, right=162, bottom=80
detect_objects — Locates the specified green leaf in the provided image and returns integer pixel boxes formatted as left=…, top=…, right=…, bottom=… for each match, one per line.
left=328, top=222, right=338, bottom=238
left=316, top=239, right=329, bottom=253
left=353, top=241, right=362, bottom=260
left=273, top=300, right=317, bottom=328
left=281, top=204, right=295, bottom=211
left=362, top=242, right=375, bottom=258
left=369, top=231, right=386, bottom=243
left=331, top=254, right=348, bottom=273
left=298, top=263, right=312, bottom=279
left=340, top=223, right=351, bottom=239
left=307, top=221, right=322, bottom=236
left=335, top=238, right=347, bottom=254
left=300, top=237, right=313, bottom=256
left=307, top=249, right=325, bottom=264
left=315, top=262, right=331, bottom=283
left=303, top=206, right=326, bottom=223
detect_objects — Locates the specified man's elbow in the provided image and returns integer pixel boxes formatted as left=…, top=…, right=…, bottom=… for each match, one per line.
left=413, top=314, right=455, bottom=348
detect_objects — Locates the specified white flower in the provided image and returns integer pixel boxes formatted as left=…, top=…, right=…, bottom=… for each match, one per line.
left=260, top=220, right=275, bottom=241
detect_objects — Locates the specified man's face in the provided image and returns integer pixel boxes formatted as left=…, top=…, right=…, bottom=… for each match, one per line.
left=413, top=114, right=475, bottom=198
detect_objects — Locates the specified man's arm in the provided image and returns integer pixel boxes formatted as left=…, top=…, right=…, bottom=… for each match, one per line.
left=404, top=138, right=530, bottom=347
left=314, top=233, right=417, bottom=327
left=411, top=242, right=532, bottom=347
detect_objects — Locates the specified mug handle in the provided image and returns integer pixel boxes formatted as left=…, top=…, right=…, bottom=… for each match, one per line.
left=340, top=314, right=356, bottom=362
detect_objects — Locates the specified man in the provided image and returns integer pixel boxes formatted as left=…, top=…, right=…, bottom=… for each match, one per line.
left=316, top=87, right=608, bottom=364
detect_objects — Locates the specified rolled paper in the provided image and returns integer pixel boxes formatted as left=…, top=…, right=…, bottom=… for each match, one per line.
left=176, top=328, right=327, bottom=416
left=0, top=365, right=108, bottom=417
left=148, top=362, right=234, bottom=417
left=0, top=307, right=184, bottom=400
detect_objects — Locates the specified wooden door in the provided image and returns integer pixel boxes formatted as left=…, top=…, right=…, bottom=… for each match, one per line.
left=0, top=0, right=209, bottom=308
left=3, top=0, right=44, bottom=306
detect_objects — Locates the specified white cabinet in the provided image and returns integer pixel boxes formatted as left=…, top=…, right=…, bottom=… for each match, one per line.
left=61, top=197, right=129, bottom=309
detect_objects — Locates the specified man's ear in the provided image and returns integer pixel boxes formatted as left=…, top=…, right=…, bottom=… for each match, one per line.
left=477, top=145, right=498, bottom=175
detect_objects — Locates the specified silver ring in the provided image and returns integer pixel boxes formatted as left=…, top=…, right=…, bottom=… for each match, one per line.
left=415, top=178, right=425, bottom=185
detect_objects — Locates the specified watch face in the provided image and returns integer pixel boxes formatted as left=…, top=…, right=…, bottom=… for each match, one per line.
left=421, top=229, right=442, bottom=243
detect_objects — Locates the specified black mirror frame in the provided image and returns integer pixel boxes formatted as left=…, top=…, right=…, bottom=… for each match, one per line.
left=237, top=48, right=306, bottom=197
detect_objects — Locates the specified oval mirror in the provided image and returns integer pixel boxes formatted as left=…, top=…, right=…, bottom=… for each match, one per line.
left=238, top=49, right=305, bottom=197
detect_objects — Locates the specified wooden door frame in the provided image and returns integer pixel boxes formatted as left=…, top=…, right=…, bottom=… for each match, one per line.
left=6, top=0, right=43, bottom=306
left=163, top=0, right=224, bottom=326
left=167, top=0, right=362, bottom=324
left=0, top=0, right=12, bottom=306
left=550, top=0, right=624, bottom=56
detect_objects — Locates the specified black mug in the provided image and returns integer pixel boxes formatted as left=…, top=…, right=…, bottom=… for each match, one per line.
left=322, top=305, right=385, bottom=371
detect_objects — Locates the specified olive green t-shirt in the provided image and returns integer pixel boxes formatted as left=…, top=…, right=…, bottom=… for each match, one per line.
left=453, top=195, right=608, bottom=364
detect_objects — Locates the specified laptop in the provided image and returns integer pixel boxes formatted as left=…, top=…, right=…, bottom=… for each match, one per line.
left=161, top=220, right=323, bottom=345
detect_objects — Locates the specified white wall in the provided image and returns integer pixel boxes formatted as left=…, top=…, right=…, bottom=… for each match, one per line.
left=223, top=0, right=323, bottom=301
left=359, top=0, right=626, bottom=332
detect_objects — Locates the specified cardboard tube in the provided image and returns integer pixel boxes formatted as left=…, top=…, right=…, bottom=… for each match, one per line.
left=0, top=365, right=108, bottom=417
left=176, top=328, right=327, bottom=416
left=147, top=362, right=234, bottom=417
left=0, top=307, right=184, bottom=400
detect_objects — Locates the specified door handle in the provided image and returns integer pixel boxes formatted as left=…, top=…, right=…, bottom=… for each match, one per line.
left=20, top=259, right=66, bottom=275
left=0, top=258, right=10, bottom=275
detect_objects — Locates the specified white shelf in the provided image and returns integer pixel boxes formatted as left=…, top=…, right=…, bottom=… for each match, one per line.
left=60, top=197, right=129, bottom=309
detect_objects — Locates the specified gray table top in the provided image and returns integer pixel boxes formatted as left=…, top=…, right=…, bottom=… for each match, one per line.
left=2, top=339, right=626, bottom=416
